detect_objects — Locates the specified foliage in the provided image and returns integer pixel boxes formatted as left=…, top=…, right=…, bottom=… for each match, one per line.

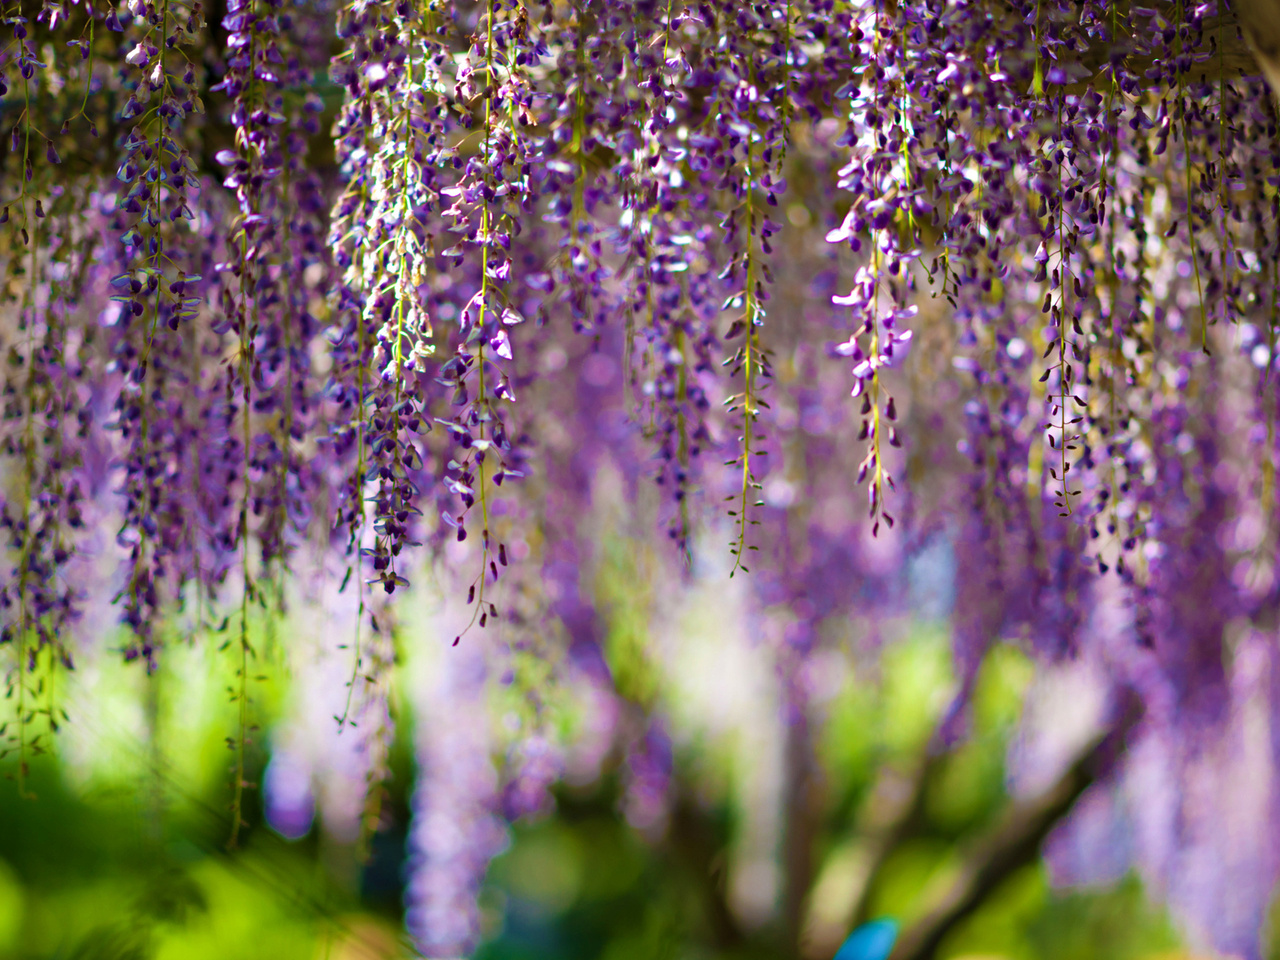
left=0, top=604, right=1192, bottom=960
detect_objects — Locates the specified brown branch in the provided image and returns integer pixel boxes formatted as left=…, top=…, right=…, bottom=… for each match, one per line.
left=849, top=753, right=944, bottom=929
left=668, top=790, right=748, bottom=950
left=784, top=707, right=821, bottom=955
left=887, top=723, right=1130, bottom=960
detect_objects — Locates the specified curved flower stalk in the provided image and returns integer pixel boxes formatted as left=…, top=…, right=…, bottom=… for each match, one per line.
left=209, top=0, right=307, bottom=843
left=2, top=0, right=129, bottom=783
left=253, top=114, right=329, bottom=601
left=709, top=0, right=796, bottom=573
left=0, top=200, right=98, bottom=790
left=621, top=0, right=799, bottom=572
left=107, top=0, right=206, bottom=661
left=618, top=131, right=716, bottom=551
left=123, top=188, right=235, bottom=617
left=612, top=0, right=701, bottom=551
left=213, top=0, right=328, bottom=590
left=328, top=0, right=456, bottom=597
left=324, top=1, right=395, bottom=741
left=825, top=0, right=922, bottom=537
left=617, top=191, right=719, bottom=555
left=533, top=0, right=625, bottom=337
left=323, top=0, right=455, bottom=763
left=432, top=0, right=535, bottom=641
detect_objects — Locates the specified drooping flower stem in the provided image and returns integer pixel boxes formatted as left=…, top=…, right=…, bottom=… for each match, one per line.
left=729, top=137, right=761, bottom=577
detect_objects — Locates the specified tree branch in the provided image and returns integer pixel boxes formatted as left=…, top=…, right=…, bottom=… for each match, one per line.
left=887, top=723, right=1130, bottom=960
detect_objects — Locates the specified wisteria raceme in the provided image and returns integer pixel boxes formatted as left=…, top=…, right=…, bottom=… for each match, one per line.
left=105, top=0, right=209, bottom=658
left=8, top=0, right=1280, bottom=952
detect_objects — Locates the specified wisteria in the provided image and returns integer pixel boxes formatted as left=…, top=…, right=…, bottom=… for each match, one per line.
left=5, top=0, right=1280, bottom=953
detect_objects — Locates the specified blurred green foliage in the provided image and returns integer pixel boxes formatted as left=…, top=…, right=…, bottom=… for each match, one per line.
left=0, top=597, right=1206, bottom=960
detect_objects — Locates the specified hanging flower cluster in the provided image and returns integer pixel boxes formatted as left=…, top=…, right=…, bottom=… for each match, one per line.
left=5, top=0, right=1280, bottom=952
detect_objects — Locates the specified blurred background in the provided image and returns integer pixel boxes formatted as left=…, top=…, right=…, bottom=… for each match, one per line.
left=0, top=518, right=1225, bottom=960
